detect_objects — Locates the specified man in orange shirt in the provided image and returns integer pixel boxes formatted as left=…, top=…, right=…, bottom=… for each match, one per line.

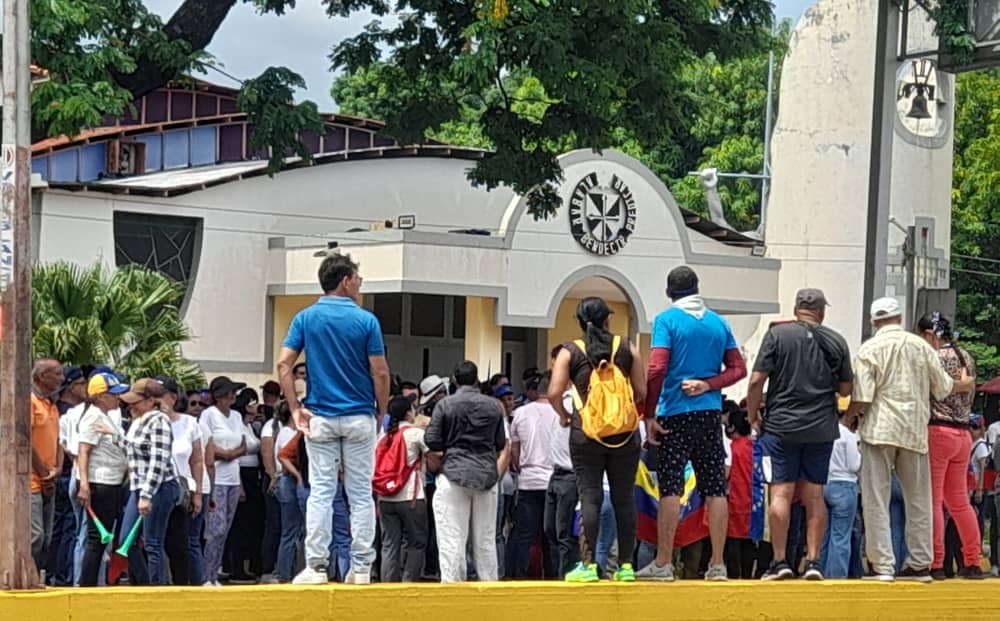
left=31, top=357, right=64, bottom=571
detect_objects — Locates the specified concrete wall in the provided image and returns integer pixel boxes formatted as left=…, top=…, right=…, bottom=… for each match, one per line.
left=758, top=0, right=955, bottom=363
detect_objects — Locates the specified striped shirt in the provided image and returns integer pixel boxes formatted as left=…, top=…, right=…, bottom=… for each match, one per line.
left=126, top=410, right=177, bottom=499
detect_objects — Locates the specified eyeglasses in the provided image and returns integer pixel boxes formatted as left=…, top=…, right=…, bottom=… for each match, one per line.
left=189, top=401, right=203, bottom=407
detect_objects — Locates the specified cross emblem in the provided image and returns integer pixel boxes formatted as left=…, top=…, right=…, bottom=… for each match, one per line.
left=586, top=188, right=624, bottom=243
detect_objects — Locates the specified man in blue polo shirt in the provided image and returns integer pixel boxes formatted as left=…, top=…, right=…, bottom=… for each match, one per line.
left=277, top=253, right=391, bottom=585
left=637, top=265, right=746, bottom=582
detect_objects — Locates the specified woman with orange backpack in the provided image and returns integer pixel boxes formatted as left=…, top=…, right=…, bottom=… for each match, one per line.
left=548, top=297, right=646, bottom=582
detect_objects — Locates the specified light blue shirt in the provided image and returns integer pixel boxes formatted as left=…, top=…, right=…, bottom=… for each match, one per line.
left=652, top=307, right=736, bottom=417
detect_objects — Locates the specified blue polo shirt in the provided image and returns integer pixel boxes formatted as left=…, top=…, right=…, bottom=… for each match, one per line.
left=283, top=296, right=385, bottom=417
left=652, top=306, right=737, bottom=417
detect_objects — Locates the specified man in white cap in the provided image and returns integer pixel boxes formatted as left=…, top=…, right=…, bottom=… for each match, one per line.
left=418, top=375, right=449, bottom=416
left=846, top=296, right=975, bottom=582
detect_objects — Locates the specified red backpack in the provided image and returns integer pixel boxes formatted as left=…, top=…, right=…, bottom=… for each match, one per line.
left=372, top=425, right=419, bottom=500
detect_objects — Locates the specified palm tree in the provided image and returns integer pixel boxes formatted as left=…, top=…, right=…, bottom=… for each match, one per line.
left=32, top=261, right=205, bottom=388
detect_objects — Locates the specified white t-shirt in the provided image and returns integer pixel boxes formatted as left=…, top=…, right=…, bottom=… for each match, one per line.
left=200, top=406, right=246, bottom=487
left=380, top=425, right=428, bottom=502
left=510, top=401, right=556, bottom=491
left=77, top=406, right=128, bottom=486
left=987, top=421, right=1000, bottom=450
left=971, top=439, right=991, bottom=480
left=274, top=426, right=297, bottom=475
left=236, top=422, right=261, bottom=468
left=60, top=403, right=87, bottom=479
left=170, top=414, right=203, bottom=492
left=548, top=411, right=573, bottom=472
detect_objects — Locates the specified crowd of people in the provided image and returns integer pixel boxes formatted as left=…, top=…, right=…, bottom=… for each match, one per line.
left=27, top=255, right=1000, bottom=586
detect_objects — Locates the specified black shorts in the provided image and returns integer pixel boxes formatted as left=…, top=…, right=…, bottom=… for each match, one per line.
left=656, top=410, right=728, bottom=498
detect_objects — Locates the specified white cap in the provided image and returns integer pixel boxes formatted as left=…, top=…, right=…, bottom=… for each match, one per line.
left=870, top=297, right=902, bottom=320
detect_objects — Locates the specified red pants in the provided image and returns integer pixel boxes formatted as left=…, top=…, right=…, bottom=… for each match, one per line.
left=929, top=425, right=981, bottom=568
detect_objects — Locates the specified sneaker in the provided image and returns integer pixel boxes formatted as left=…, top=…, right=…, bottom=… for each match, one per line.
left=990, top=566, right=999, bottom=578
left=931, top=568, right=948, bottom=581
left=862, top=573, right=895, bottom=582
left=202, top=580, right=222, bottom=587
left=292, top=566, right=329, bottom=585
left=802, top=559, right=824, bottom=581
left=704, top=563, right=728, bottom=582
left=761, top=560, right=795, bottom=581
left=959, top=566, right=987, bottom=580
left=612, top=563, right=636, bottom=582
left=565, top=562, right=600, bottom=583
left=258, top=573, right=280, bottom=584
left=345, top=569, right=371, bottom=585
left=635, top=561, right=675, bottom=582
left=897, top=566, right=933, bottom=583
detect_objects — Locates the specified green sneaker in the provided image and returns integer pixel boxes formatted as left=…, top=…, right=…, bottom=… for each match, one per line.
left=613, top=563, right=636, bottom=582
left=565, top=562, right=600, bottom=583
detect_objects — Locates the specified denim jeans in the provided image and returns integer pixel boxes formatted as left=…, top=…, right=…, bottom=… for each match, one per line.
left=544, top=470, right=579, bottom=578
left=304, top=414, right=376, bottom=574
left=277, top=475, right=305, bottom=582
left=595, top=491, right=617, bottom=572
left=188, top=493, right=208, bottom=585
left=46, top=475, right=76, bottom=585
left=296, top=485, right=348, bottom=580
left=820, top=480, right=858, bottom=578
left=68, top=476, right=88, bottom=585
left=260, top=474, right=282, bottom=575
left=889, top=473, right=909, bottom=573
left=30, top=491, right=56, bottom=571
left=509, top=489, right=549, bottom=578
left=120, top=480, right=180, bottom=585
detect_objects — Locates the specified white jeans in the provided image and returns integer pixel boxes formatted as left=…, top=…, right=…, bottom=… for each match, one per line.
left=305, top=414, right=377, bottom=573
left=433, top=474, right=498, bottom=583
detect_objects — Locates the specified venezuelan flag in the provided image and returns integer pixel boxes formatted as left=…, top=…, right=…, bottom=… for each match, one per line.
left=635, top=456, right=709, bottom=547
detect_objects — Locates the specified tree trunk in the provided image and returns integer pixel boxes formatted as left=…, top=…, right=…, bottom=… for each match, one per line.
left=111, top=0, right=240, bottom=99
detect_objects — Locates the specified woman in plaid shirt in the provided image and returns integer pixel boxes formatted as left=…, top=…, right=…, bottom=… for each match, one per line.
left=117, top=378, right=181, bottom=585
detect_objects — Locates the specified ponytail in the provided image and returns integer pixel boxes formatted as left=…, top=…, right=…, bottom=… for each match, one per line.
left=575, top=297, right=615, bottom=367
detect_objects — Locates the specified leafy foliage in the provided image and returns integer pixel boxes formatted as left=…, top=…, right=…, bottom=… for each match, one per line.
left=32, top=261, right=205, bottom=388
left=933, top=0, right=978, bottom=69
left=27, top=0, right=201, bottom=138
left=328, top=0, right=773, bottom=218
left=239, top=67, right=325, bottom=172
left=950, top=68, right=1000, bottom=381
left=332, top=25, right=787, bottom=229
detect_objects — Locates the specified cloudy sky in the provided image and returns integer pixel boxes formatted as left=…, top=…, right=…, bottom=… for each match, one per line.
left=145, top=0, right=818, bottom=111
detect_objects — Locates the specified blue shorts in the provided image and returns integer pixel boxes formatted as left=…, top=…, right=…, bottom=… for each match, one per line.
left=758, top=433, right=834, bottom=485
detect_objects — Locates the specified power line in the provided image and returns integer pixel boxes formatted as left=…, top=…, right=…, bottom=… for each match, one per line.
left=953, top=253, right=1000, bottom=266
left=952, top=267, right=1000, bottom=278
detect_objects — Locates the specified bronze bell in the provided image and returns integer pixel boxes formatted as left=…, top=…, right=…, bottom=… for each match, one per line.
left=907, top=93, right=932, bottom=120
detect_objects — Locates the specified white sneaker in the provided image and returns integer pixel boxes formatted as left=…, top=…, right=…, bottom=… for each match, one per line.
left=990, top=566, right=999, bottom=578
left=704, top=563, right=728, bottom=582
left=635, top=561, right=675, bottom=582
left=861, top=574, right=895, bottom=583
left=292, top=567, right=329, bottom=585
left=345, top=569, right=371, bottom=585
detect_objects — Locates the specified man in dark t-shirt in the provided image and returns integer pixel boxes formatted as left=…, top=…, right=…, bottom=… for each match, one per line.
left=746, top=288, right=853, bottom=581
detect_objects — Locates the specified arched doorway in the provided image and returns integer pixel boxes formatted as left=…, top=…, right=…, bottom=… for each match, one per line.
left=546, top=276, right=643, bottom=363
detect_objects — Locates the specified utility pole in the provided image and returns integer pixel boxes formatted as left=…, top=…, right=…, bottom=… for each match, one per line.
left=861, top=0, right=900, bottom=340
left=0, top=0, right=38, bottom=590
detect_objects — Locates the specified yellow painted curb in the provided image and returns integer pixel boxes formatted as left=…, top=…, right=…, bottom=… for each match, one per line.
left=1, top=581, right=996, bottom=621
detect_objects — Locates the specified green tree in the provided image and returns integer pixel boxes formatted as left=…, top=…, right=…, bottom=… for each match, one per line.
left=32, top=261, right=205, bottom=388
left=332, top=25, right=788, bottom=229
left=950, top=68, right=1000, bottom=381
